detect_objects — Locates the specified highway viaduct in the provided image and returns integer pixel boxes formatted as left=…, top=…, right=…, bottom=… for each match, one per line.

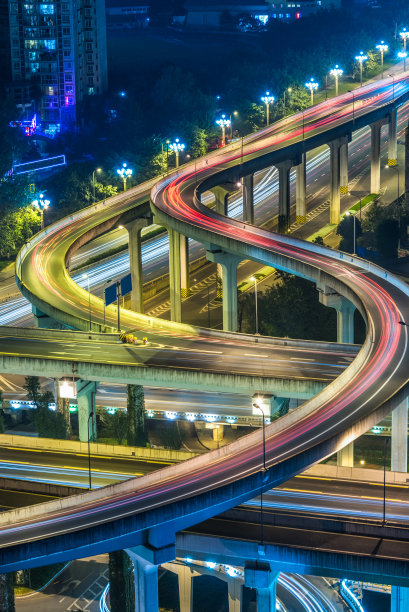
left=1, top=75, right=409, bottom=611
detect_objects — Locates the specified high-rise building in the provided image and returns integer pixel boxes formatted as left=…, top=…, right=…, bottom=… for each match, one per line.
left=7, top=0, right=108, bottom=133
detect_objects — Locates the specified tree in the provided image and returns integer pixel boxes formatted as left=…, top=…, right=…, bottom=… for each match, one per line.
left=109, top=551, right=134, bottom=612
left=189, top=126, right=208, bottom=159
left=375, top=218, right=400, bottom=259
left=34, top=391, right=67, bottom=439
left=110, top=410, right=128, bottom=445
left=23, top=376, right=41, bottom=407
left=0, top=573, right=15, bottom=612
left=336, top=215, right=362, bottom=253
left=127, top=384, right=147, bottom=447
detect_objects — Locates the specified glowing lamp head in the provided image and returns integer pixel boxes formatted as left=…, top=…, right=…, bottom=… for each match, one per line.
left=400, top=28, right=409, bottom=40
left=355, top=52, right=368, bottom=62
left=398, top=51, right=408, bottom=59
left=216, top=114, right=231, bottom=128
left=305, top=78, right=318, bottom=91
left=376, top=41, right=388, bottom=53
left=330, top=65, right=343, bottom=78
left=169, top=138, right=185, bottom=153
left=261, top=91, right=275, bottom=104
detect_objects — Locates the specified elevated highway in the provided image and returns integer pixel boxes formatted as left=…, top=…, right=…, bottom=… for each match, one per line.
left=0, top=75, right=407, bottom=599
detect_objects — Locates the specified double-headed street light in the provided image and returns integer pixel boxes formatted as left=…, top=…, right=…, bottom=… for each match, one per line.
left=169, top=138, right=185, bottom=168
left=92, top=167, right=102, bottom=203
left=355, top=52, right=368, bottom=87
left=32, top=193, right=50, bottom=230
left=305, top=78, right=318, bottom=105
left=400, top=28, right=409, bottom=52
left=216, top=115, right=231, bottom=146
left=329, top=65, right=343, bottom=97
left=398, top=51, right=408, bottom=72
left=261, top=91, right=275, bottom=126
left=376, top=41, right=388, bottom=78
left=116, top=163, right=132, bottom=191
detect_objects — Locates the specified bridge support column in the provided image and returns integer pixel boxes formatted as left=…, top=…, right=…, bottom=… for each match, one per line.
left=245, top=561, right=278, bottom=612
left=370, top=120, right=384, bottom=194
left=127, top=544, right=175, bottom=612
left=388, top=109, right=398, bottom=167
left=276, top=160, right=292, bottom=233
left=32, top=305, right=64, bottom=329
left=391, top=397, right=408, bottom=473
left=76, top=379, right=97, bottom=442
left=391, top=585, right=409, bottom=611
left=206, top=250, right=242, bottom=332
left=177, top=565, right=193, bottom=612
left=211, top=186, right=230, bottom=216
left=242, top=174, right=254, bottom=223
left=329, top=137, right=348, bottom=225
left=296, top=153, right=306, bottom=224
left=340, top=140, right=349, bottom=195
left=125, top=219, right=149, bottom=313
left=228, top=577, right=241, bottom=612
left=180, top=234, right=189, bottom=298
left=169, top=229, right=182, bottom=323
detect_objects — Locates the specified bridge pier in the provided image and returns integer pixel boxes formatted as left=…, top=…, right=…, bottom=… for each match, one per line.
left=329, top=137, right=348, bottom=225
left=242, top=174, right=254, bottom=223
left=168, top=230, right=182, bottom=323
left=296, top=153, right=306, bottom=224
left=340, top=140, right=349, bottom=195
left=391, top=397, right=408, bottom=473
left=206, top=249, right=242, bottom=331
left=211, top=186, right=230, bottom=216
left=127, top=544, right=175, bottom=612
left=32, top=305, right=65, bottom=330
left=180, top=234, right=189, bottom=298
left=388, top=109, right=398, bottom=167
left=391, top=585, right=409, bottom=611
left=370, top=119, right=386, bottom=194
left=76, top=379, right=97, bottom=442
left=125, top=218, right=149, bottom=313
left=244, top=561, right=278, bottom=612
left=276, top=160, right=293, bottom=233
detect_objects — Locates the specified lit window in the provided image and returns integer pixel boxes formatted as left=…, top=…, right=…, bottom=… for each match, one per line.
left=44, top=39, right=56, bottom=49
left=255, top=14, right=269, bottom=25
left=40, top=4, right=54, bottom=14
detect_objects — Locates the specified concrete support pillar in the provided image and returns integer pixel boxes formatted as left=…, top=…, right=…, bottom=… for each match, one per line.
left=318, top=289, right=355, bottom=344
left=296, top=154, right=306, bottom=223
left=206, top=250, right=242, bottom=332
left=211, top=186, right=229, bottom=216
left=276, top=160, right=292, bottom=233
left=370, top=120, right=383, bottom=194
left=180, top=234, right=189, bottom=298
left=76, top=379, right=97, bottom=442
left=244, top=562, right=279, bottom=612
left=168, top=229, right=182, bottom=323
left=212, top=424, right=224, bottom=443
left=228, top=578, right=241, bottom=612
left=127, top=544, right=175, bottom=612
left=391, top=585, right=409, bottom=611
left=32, top=305, right=63, bottom=329
left=337, top=443, right=354, bottom=467
left=242, top=174, right=254, bottom=224
left=125, top=218, right=149, bottom=313
left=340, top=140, right=349, bottom=194
left=391, top=397, right=408, bottom=473
left=329, top=138, right=343, bottom=224
left=388, top=109, right=398, bottom=167
left=177, top=565, right=193, bottom=612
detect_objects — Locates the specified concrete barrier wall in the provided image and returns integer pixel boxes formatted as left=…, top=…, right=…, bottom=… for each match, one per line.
left=0, top=434, right=196, bottom=463
left=0, top=327, right=118, bottom=343
left=305, top=463, right=409, bottom=484
left=0, top=477, right=84, bottom=498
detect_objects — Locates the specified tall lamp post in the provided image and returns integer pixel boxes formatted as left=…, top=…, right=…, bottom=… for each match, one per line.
left=398, top=51, right=408, bottom=73
left=116, top=163, right=132, bottom=191
left=169, top=138, right=185, bottom=168
left=345, top=211, right=357, bottom=255
left=305, top=78, right=319, bottom=106
left=82, top=273, right=91, bottom=331
left=261, top=91, right=275, bottom=126
left=376, top=42, right=388, bottom=79
left=216, top=115, right=231, bottom=146
left=283, top=87, right=292, bottom=109
left=92, top=167, right=102, bottom=203
left=400, top=28, right=409, bottom=53
left=88, top=408, right=94, bottom=489
left=330, top=65, right=343, bottom=97
left=32, top=194, right=50, bottom=230
left=252, top=397, right=267, bottom=550
left=355, top=52, right=368, bottom=87
left=250, top=276, right=259, bottom=334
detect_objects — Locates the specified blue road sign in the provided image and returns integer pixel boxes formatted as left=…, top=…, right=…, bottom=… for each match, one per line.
left=120, top=273, right=132, bottom=297
left=105, top=283, right=117, bottom=306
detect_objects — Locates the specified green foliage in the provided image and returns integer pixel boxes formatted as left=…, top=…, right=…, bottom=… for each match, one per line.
left=336, top=215, right=362, bottom=253
left=127, top=384, right=147, bottom=447
left=312, top=235, right=324, bottom=246
left=0, top=206, right=39, bottom=259
left=189, top=126, right=208, bottom=158
left=23, top=376, right=41, bottom=407
left=0, top=573, right=15, bottom=612
left=109, top=551, right=134, bottom=612
left=34, top=391, right=68, bottom=440
left=375, top=218, right=400, bottom=259
left=105, top=410, right=128, bottom=445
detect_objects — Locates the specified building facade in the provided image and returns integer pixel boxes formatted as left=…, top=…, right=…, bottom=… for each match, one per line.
left=7, top=0, right=107, bottom=133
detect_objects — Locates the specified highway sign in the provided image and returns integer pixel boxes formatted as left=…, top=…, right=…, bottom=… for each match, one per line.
left=120, top=273, right=132, bottom=297
left=105, top=283, right=117, bottom=306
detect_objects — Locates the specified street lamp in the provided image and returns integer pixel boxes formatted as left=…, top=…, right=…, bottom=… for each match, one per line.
left=92, top=167, right=102, bottom=203
left=250, top=276, right=259, bottom=334
left=305, top=78, right=319, bottom=105
left=330, top=65, right=343, bottom=97
left=88, top=408, right=94, bottom=489
left=215, top=115, right=231, bottom=146
left=82, top=273, right=91, bottom=331
left=261, top=91, right=275, bottom=126
left=32, top=194, right=50, bottom=230
left=400, top=28, right=409, bottom=52
left=376, top=42, right=388, bottom=78
left=252, top=396, right=267, bottom=550
left=345, top=211, right=357, bottom=255
left=398, top=51, right=408, bottom=72
left=283, top=87, right=292, bottom=109
left=169, top=138, right=185, bottom=168
left=116, top=163, right=132, bottom=191
left=355, top=52, right=368, bottom=87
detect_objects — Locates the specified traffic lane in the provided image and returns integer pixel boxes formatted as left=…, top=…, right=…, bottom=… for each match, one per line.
left=187, top=516, right=409, bottom=561
left=0, top=488, right=59, bottom=509
left=0, top=334, right=356, bottom=382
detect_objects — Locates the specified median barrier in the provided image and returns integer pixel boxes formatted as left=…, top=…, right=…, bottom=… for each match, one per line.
left=0, top=434, right=197, bottom=463
left=304, top=463, right=409, bottom=485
